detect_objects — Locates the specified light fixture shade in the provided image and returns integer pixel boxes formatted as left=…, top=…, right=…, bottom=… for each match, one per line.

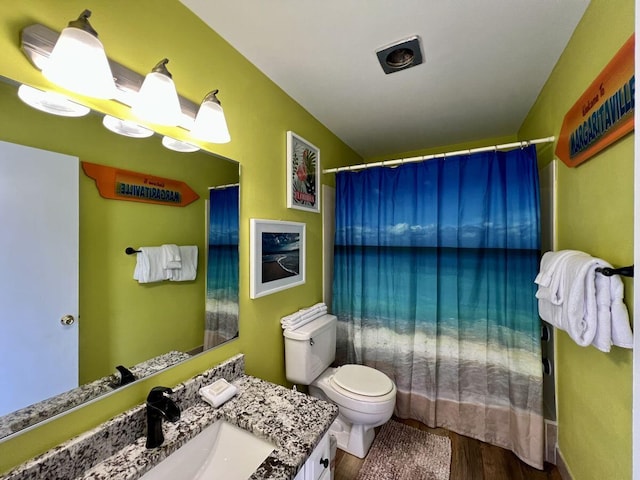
left=190, top=90, right=231, bottom=143
left=41, top=10, right=115, bottom=99
left=161, top=136, right=200, bottom=153
left=131, top=59, right=182, bottom=126
left=102, top=115, right=154, bottom=138
left=18, top=84, right=90, bottom=117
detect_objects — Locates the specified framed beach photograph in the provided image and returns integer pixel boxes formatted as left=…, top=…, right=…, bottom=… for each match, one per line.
left=250, top=219, right=306, bottom=299
left=286, top=131, right=320, bottom=213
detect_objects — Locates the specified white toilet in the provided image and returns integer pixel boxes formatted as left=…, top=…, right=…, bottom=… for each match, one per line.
left=283, top=314, right=397, bottom=458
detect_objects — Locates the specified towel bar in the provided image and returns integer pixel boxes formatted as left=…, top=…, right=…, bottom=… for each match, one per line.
left=125, top=247, right=141, bottom=255
left=595, top=265, right=634, bottom=277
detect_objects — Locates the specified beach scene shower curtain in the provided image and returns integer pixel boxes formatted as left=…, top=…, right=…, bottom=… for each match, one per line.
left=204, top=185, right=239, bottom=349
left=332, top=146, right=544, bottom=468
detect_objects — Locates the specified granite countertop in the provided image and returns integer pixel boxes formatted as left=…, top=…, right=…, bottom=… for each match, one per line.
left=77, top=375, right=339, bottom=480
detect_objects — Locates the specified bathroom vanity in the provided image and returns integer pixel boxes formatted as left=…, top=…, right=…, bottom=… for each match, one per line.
left=2, top=355, right=338, bottom=480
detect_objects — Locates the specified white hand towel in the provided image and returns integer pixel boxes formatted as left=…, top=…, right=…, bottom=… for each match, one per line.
left=592, top=265, right=613, bottom=352
left=536, top=250, right=589, bottom=305
left=536, top=250, right=588, bottom=330
left=168, top=246, right=198, bottom=281
left=133, top=247, right=171, bottom=283
left=537, top=297, right=562, bottom=330
left=536, top=250, right=633, bottom=352
left=609, top=274, right=633, bottom=348
left=162, top=244, right=182, bottom=269
left=535, top=250, right=583, bottom=287
left=563, top=256, right=599, bottom=347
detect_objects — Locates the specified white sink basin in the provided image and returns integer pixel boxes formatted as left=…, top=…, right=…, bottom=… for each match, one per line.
left=139, top=420, right=276, bottom=480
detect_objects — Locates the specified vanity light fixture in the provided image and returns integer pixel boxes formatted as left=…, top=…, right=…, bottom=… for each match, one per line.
left=161, top=136, right=200, bottom=153
left=17, top=84, right=91, bottom=117
left=131, top=59, right=183, bottom=127
left=40, top=10, right=116, bottom=99
left=190, top=90, right=231, bottom=144
left=102, top=115, right=154, bottom=138
left=21, top=19, right=232, bottom=144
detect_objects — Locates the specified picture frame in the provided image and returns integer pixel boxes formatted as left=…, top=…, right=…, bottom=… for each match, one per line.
left=286, top=131, right=320, bottom=213
left=250, top=219, right=306, bottom=299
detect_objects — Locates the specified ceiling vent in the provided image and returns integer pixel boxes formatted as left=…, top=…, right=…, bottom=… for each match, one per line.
left=376, top=36, right=423, bottom=74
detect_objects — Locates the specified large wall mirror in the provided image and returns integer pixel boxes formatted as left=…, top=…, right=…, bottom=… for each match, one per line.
left=0, top=76, right=240, bottom=440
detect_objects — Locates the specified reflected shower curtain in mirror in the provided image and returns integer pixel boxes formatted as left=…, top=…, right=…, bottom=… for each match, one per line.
left=205, top=185, right=239, bottom=349
left=332, top=146, right=543, bottom=468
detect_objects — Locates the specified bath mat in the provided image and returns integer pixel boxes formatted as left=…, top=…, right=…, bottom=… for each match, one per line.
left=356, top=420, right=451, bottom=480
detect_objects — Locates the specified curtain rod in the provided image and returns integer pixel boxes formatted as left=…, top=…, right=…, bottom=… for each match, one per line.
left=323, top=136, right=555, bottom=174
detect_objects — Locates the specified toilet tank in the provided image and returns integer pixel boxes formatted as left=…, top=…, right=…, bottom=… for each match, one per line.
left=283, top=314, right=337, bottom=384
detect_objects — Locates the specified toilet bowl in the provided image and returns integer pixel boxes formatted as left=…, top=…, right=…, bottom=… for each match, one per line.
left=283, top=314, right=397, bottom=458
left=309, top=365, right=396, bottom=458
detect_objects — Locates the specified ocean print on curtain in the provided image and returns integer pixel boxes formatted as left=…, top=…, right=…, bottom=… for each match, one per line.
left=332, top=146, right=543, bottom=468
left=205, top=185, right=239, bottom=350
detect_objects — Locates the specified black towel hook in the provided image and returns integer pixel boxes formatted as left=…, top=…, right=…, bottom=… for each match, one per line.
left=595, top=265, right=634, bottom=277
left=125, top=247, right=141, bottom=255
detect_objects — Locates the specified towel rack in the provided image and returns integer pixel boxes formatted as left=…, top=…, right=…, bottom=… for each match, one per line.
left=595, top=265, right=634, bottom=277
left=125, top=247, right=141, bottom=255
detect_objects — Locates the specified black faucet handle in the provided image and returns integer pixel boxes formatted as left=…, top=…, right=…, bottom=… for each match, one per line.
left=147, top=386, right=174, bottom=402
left=114, top=365, right=136, bottom=386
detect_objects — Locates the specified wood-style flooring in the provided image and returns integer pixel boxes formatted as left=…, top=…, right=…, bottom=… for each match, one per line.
left=334, top=417, right=562, bottom=480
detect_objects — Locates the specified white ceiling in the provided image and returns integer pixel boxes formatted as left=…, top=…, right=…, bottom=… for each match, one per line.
left=180, top=1, right=590, bottom=160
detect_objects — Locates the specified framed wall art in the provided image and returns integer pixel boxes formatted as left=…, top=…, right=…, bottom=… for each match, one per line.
left=250, top=219, right=306, bottom=299
left=286, top=131, right=320, bottom=213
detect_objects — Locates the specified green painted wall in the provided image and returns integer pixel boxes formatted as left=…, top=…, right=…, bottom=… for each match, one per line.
left=0, top=0, right=361, bottom=473
left=519, top=0, right=634, bottom=478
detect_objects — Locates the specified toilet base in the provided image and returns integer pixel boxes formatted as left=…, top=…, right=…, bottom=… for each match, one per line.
left=329, top=415, right=376, bottom=459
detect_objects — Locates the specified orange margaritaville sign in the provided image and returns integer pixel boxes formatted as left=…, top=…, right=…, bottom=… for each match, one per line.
left=82, top=162, right=199, bottom=207
left=556, top=34, right=635, bottom=168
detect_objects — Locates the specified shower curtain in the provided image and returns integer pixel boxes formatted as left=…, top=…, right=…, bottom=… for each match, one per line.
left=332, top=146, right=543, bottom=468
left=204, top=185, right=239, bottom=350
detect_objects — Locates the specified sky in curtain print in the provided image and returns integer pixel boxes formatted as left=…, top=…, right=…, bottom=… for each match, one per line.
left=335, top=150, right=539, bottom=250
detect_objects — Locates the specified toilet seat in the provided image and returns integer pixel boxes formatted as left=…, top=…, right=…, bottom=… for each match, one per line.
left=313, top=366, right=396, bottom=416
left=331, top=364, right=394, bottom=397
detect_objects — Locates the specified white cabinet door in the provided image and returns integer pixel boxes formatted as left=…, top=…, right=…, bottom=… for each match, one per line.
left=0, top=140, right=79, bottom=415
left=296, top=432, right=331, bottom=480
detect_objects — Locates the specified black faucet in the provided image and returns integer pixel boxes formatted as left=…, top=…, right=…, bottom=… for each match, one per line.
left=146, top=386, right=181, bottom=448
left=109, top=365, right=136, bottom=388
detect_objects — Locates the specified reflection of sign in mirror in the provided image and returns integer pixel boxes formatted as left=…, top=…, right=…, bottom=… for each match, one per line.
left=82, top=162, right=199, bottom=207
left=555, top=34, right=635, bottom=168
left=287, top=131, right=320, bottom=213
left=250, top=219, right=306, bottom=298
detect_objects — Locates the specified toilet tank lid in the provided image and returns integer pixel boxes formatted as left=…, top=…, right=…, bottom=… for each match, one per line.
left=282, top=314, right=336, bottom=340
